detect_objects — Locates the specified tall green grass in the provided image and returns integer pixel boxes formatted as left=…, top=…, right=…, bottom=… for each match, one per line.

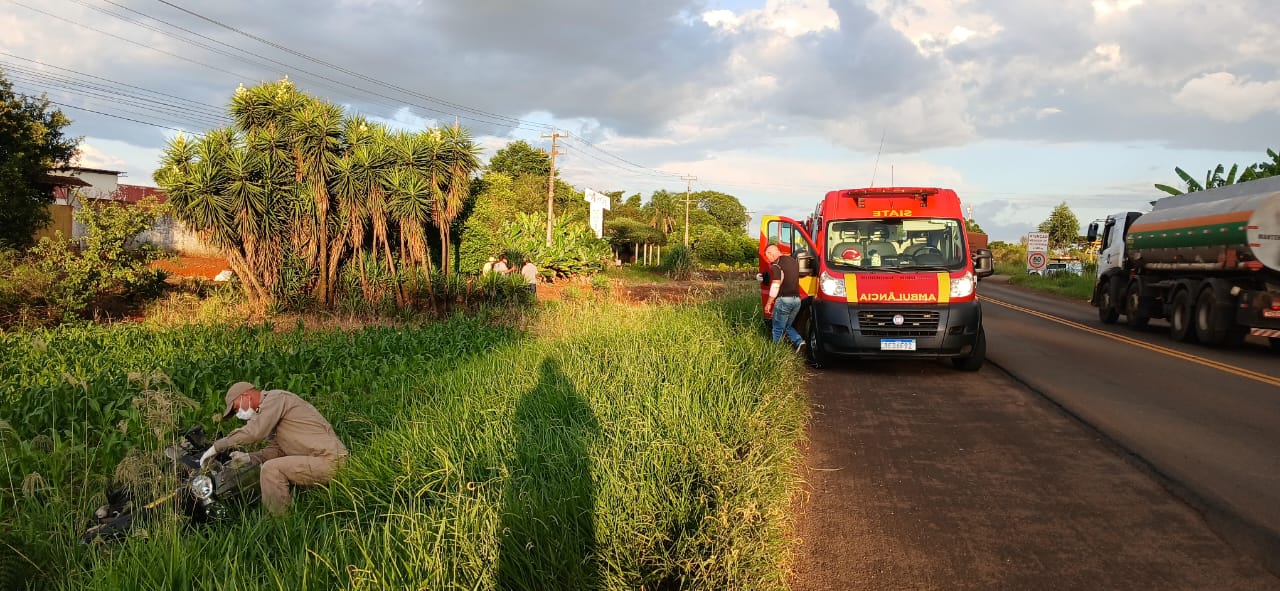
left=0, top=288, right=806, bottom=590
left=994, top=262, right=1095, bottom=301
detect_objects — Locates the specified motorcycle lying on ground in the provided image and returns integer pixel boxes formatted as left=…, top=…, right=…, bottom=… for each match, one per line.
left=80, top=425, right=260, bottom=544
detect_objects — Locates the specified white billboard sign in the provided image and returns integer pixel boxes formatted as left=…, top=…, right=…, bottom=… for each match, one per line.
left=583, top=188, right=611, bottom=238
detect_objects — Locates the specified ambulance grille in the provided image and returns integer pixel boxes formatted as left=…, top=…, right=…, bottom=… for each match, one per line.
left=858, top=310, right=940, bottom=336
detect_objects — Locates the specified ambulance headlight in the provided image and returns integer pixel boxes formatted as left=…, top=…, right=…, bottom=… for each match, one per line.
left=820, top=271, right=846, bottom=298
left=950, top=272, right=975, bottom=299
left=189, top=475, right=214, bottom=500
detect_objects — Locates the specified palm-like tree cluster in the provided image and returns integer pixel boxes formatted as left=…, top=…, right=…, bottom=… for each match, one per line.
left=155, top=80, right=480, bottom=311
left=1155, top=148, right=1280, bottom=196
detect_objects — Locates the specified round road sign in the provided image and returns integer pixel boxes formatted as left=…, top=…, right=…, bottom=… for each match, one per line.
left=1027, top=252, right=1047, bottom=269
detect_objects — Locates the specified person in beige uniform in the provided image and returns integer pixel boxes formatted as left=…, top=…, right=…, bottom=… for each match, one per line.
left=200, top=381, right=348, bottom=515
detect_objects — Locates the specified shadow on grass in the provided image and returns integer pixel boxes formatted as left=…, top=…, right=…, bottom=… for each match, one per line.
left=498, top=357, right=600, bottom=590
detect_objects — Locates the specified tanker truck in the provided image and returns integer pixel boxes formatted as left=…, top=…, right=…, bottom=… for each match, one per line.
left=1087, top=175, right=1280, bottom=349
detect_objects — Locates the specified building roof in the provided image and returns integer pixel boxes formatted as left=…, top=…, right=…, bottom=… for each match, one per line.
left=34, top=173, right=92, bottom=188
left=117, top=184, right=169, bottom=204
left=55, top=166, right=125, bottom=176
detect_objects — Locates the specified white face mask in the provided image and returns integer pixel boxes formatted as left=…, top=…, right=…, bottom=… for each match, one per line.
left=235, top=407, right=256, bottom=421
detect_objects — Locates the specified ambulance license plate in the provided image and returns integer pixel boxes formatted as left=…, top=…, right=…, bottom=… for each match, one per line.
left=880, top=339, right=916, bottom=351
left=1264, top=309, right=1280, bottom=319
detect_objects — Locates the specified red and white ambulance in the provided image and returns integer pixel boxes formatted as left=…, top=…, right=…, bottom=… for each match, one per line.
left=759, top=187, right=995, bottom=370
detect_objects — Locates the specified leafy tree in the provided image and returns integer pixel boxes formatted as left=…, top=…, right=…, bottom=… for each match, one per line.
left=608, top=191, right=644, bottom=222
left=0, top=70, right=80, bottom=249
left=642, top=190, right=680, bottom=237
left=1037, top=202, right=1080, bottom=251
left=605, top=217, right=663, bottom=250
left=487, top=140, right=551, bottom=178
left=690, top=223, right=739, bottom=264
left=696, top=191, right=749, bottom=233
left=965, top=218, right=985, bottom=234
left=459, top=172, right=518, bottom=273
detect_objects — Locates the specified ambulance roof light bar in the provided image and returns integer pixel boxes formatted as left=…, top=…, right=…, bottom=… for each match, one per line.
left=842, top=187, right=939, bottom=208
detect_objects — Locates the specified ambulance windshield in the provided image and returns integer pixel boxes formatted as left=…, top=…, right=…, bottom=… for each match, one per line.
left=825, top=218, right=966, bottom=270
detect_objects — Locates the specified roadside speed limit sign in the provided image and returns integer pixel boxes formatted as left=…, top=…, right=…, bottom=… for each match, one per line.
left=1027, top=252, right=1047, bottom=269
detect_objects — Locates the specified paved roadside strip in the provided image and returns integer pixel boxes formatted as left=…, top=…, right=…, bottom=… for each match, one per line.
left=787, top=361, right=1280, bottom=591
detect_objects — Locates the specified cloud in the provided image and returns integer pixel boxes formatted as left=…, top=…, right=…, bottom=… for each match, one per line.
left=1173, top=72, right=1280, bottom=122
left=5, top=0, right=1280, bottom=238
left=73, top=143, right=128, bottom=170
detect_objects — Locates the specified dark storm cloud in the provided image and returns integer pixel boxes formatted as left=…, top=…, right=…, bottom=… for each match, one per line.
left=142, top=0, right=735, bottom=137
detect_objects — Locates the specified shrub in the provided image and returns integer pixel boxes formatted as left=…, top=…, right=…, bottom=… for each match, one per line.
left=501, top=212, right=610, bottom=278
left=659, top=244, right=697, bottom=281
left=27, top=195, right=169, bottom=321
left=589, top=274, right=611, bottom=296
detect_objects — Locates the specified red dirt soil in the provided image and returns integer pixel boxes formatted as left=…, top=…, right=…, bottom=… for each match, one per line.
left=152, top=256, right=230, bottom=280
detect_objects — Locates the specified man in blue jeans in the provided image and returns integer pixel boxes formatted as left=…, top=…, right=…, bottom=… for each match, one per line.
left=764, top=244, right=805, bottom=353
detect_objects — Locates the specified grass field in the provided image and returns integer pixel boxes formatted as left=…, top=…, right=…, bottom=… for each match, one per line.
left=0, top=288, right=807, bottom=590
left=995, top=262, right=1096, bottom=301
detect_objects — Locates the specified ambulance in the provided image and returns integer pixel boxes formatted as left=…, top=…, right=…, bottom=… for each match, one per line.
left=759, top=187, right=995, bottom=370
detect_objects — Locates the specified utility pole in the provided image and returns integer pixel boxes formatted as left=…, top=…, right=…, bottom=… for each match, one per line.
left=681, top=175, right=697, bottom=246
left=542, top=130, right=564, bottom=247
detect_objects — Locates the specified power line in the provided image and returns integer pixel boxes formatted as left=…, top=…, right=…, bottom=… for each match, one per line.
left=19, top=92, right=202, bottom=135
left=2, top=65, right=230, bottom=127
left=151, top=0, right=556, bottom=132
left=6, top=0, right=250, bottom=80
left=65, top=0, right=501, bottom=131
left=0, top=52, right=231, bottom=118
left=13, top=0, right=540, bottom=136
left=560, top=132, right=683, bottom=179
left=558, top=142, right=677, bottom=181
left=7, top=1, right=700, bottom=190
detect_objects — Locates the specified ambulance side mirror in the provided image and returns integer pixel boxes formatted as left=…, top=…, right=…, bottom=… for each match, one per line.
left=973, top=249, right=994, bottom=279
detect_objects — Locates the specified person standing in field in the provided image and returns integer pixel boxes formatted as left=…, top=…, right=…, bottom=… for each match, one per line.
left=764, top=244, right=805, bottom=353
left=520, top=258, right=539, bottom=296
left=483, top=256, right=497, bottom=274
left=200, top=382, right=348, bottom=515
left=493, top=256, right=510, bottom=275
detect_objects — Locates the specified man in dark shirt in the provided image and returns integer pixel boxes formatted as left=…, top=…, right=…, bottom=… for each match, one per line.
left=764, top=244, right=805, bottom=352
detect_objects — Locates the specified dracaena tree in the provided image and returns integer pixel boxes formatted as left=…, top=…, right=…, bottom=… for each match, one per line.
left=155, top=79, right=482, bottom=312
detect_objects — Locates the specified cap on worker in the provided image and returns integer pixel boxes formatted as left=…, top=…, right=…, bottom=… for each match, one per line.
left=221, top=381, right=255, bottom=419
left=487, top=256, right=497, bottom=262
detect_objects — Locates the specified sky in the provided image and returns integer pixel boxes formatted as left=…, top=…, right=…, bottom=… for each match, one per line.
left=3, top=0, right=1278, bottom=243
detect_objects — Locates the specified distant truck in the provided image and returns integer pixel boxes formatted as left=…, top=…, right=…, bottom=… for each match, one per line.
left=1088, top=176, right=1280, bottom=349
left=760, top=186, right=995, bottom=370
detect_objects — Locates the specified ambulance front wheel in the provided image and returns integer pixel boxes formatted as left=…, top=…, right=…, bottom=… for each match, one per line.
left=805, top=315, right=829, bottom=368
left=951, top=328, right=986, bottom=371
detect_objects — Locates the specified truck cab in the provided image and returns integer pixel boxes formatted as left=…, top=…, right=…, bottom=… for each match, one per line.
left=1087, top=211, right=1144, bottom=323
left=760, top=187, right=995, bottom=370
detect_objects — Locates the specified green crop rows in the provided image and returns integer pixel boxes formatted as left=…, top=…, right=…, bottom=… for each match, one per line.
left=0, top=291, right=806, bottom=590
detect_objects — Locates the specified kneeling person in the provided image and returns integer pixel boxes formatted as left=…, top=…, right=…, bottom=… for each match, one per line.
left=201, top=382, right=348, bottom=515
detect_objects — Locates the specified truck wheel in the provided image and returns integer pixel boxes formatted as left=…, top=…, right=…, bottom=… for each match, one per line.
left=951, top=328, right=986, bottom=371
left=1195, top=287, right=1247, bottom=347
left=1098, top=280, right=1120, bottom=324
left=1170, top=290, right=1197, bottom=342
left=1124, top=281, right=1150, bottom=328
left=1270, top=337, right=1280, bottom=352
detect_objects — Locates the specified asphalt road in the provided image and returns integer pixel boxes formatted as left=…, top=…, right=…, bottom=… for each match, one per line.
left=980, top=279, right=1280, bottom=572
left=788, top=279, right=1280, bottom=591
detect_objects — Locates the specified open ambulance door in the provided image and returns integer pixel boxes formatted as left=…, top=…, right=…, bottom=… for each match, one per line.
left=758, top=216, right=818, bottom=318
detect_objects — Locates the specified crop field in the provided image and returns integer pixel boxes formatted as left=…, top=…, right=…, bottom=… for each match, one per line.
left=0, top=289, right=807, bottom=590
